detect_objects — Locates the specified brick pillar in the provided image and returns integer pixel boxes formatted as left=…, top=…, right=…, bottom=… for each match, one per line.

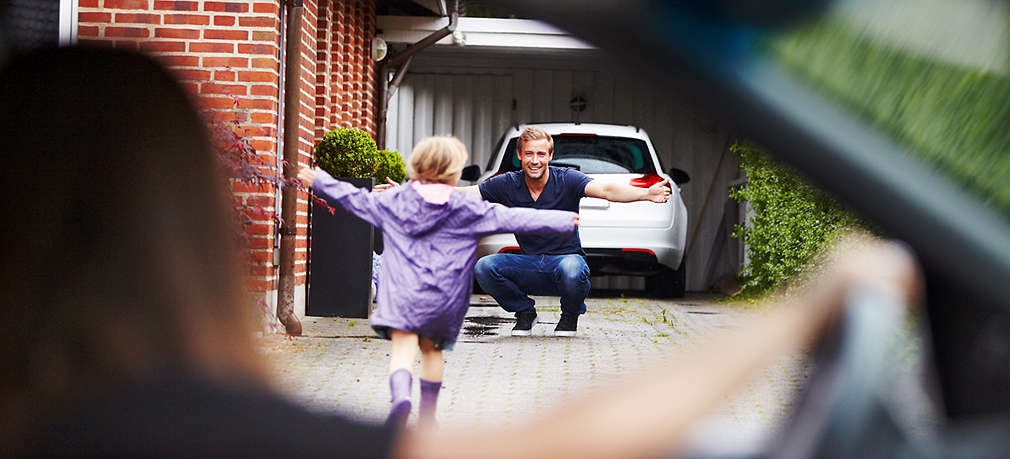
left=328, top=0, right=375, bottom=137
left=314, top=0, right=333, bottom=142
left=361, top=0, right=376, bottom=135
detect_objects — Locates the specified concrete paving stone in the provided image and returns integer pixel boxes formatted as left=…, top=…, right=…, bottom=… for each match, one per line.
left=260, top=293, right=812, bottom=441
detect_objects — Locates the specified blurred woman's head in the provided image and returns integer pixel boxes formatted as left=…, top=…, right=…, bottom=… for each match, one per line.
left=0, top=47, right=264, bottom=435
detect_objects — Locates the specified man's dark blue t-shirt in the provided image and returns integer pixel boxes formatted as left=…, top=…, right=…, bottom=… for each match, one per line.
left=478, top=166, right=593, bottom=255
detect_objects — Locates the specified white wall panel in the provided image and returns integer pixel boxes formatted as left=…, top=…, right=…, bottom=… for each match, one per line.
left=411, top=75, right=435, bottom=141
left=532, top=69, right=553, bottom=122
left=612, top=73, right=635, bottom=125
left=452, top=75, right=474, bottom=154
left=393, top=82, right=413, bottom=156
left=513, top=69, right=533, bottom=125
left=472, top=76, right=495, bottom=164
left=386, top=83, right=399, bottom=153
left=592, top=71, right=614, bottom=124
left=652, top=93, right=675, bottom=165
left=551, top=70, right=572, bottom=120
left=491, top=75, right=513, bottom=151
left=433, top=77, right=454, bottom=135
left=572, top=71, right=594, bottom=122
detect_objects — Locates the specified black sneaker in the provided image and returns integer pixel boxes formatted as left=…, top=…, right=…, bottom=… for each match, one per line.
left=554, top=314, right=578, bottom=337
left=511, top=311, right=537, bottom=336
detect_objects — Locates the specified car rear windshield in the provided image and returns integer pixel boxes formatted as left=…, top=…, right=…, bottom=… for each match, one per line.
left=497, top=135, right=657, bottom=174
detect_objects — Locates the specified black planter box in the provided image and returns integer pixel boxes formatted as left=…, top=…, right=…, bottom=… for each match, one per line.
left=307, top=176, right=374, bottom=318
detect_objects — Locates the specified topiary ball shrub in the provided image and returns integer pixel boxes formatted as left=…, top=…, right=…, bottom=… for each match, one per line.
left=374, top=149, right=407, bottom=184
left=314, top=128, right=379, bottom=179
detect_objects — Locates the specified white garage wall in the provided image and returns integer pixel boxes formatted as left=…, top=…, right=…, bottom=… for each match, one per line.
left=383, top=50, right=742, bottom=291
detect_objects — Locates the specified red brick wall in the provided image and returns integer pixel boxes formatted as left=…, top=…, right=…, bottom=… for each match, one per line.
left=76, top=0, right=377, bottom=295
left=314, top=0, right=375, bottom=141
left=336, top=0, right=375, bottom=135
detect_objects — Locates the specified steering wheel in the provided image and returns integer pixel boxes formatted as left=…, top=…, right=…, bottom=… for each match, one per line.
left=765, top=284, right=930, bottom=459
left=678, top=285, right=929, bottom=459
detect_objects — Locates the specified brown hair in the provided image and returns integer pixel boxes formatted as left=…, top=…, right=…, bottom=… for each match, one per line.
left=516, top=127, right=554, bottom=154
left=408, top=135, right=469, bottom=184
left=0, top=47, right=265, bottom=444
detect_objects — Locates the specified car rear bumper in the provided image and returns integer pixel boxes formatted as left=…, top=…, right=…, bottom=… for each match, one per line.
left=475, top=224, right=685, bottom=275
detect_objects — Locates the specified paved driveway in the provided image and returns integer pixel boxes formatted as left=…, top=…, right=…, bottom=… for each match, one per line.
left=260, top=293, right=810, bottom=448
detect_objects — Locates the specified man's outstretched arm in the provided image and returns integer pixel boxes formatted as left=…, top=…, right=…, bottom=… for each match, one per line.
left=584, top=178, right=672, bottom=203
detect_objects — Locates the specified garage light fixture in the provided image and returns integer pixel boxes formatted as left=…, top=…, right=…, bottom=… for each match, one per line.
left=371, top=36, right=387, bottom=62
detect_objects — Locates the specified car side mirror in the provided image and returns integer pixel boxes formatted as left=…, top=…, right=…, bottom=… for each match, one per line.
left=461, top=164, right=481, bottom=182
left=668, top=168, right=690, bottom=185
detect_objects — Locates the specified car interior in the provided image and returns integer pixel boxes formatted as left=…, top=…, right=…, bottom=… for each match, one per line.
left=3, top=0, right=1005, bottom=456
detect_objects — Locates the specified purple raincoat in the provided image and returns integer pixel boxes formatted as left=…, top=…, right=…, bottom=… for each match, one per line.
left=313, top=171, right=576, bottom=346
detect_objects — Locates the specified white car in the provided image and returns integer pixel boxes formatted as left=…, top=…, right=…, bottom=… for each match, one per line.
left=461, top=123, right=691, bottom=297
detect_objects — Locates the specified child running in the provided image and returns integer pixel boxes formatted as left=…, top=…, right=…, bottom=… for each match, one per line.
left=297, top=136, right=578, bottom=430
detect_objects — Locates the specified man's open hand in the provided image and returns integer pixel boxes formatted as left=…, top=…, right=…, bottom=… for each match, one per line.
left=646, top=178, right=672, bottom=203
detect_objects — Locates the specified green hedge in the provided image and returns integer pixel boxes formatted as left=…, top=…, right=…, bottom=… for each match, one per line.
left=730, top=143, right=865, bottom=294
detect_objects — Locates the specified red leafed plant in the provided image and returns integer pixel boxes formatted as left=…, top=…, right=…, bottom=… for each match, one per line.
left=202, top=89, right=334, bottom=333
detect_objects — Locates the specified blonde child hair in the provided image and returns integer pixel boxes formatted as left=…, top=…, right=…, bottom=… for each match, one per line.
left=408, top=135, right=468, bottom=184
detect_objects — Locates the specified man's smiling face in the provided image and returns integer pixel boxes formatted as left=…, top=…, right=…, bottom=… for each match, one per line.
left=518, top=138, right=553, bottom=181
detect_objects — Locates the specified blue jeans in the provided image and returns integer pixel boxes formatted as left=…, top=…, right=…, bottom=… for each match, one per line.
left=474, top=254, right=590, bottom=316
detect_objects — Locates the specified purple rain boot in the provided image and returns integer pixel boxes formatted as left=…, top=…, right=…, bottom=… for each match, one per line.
left=385, top=369, right=412, bottom=430
left=418, top=379, right=442, bottom=428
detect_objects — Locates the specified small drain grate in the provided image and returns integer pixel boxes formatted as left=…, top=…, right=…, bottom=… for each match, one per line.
left=462, top=325, right=498, bottom=337
left=464, top=316, right=515, bottom=326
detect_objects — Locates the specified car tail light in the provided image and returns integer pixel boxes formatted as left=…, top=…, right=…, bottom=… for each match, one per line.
left=498, top=246, right=521, bottom=254
left=560, top=133, right=597, bottom=137
left=621, top=248, right=656, bottom=257
left=630, top=173, right=664, bottom=188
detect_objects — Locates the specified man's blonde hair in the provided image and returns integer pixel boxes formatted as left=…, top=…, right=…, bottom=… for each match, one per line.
left=408, top=135, right=469, bottom=184
left=517, top=127, right=554, bottom=153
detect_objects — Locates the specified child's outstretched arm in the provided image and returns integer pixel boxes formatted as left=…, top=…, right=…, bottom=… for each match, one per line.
left=470, top=203, right=579, bottom=237
left=298, top=166, right=386, bottom=228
